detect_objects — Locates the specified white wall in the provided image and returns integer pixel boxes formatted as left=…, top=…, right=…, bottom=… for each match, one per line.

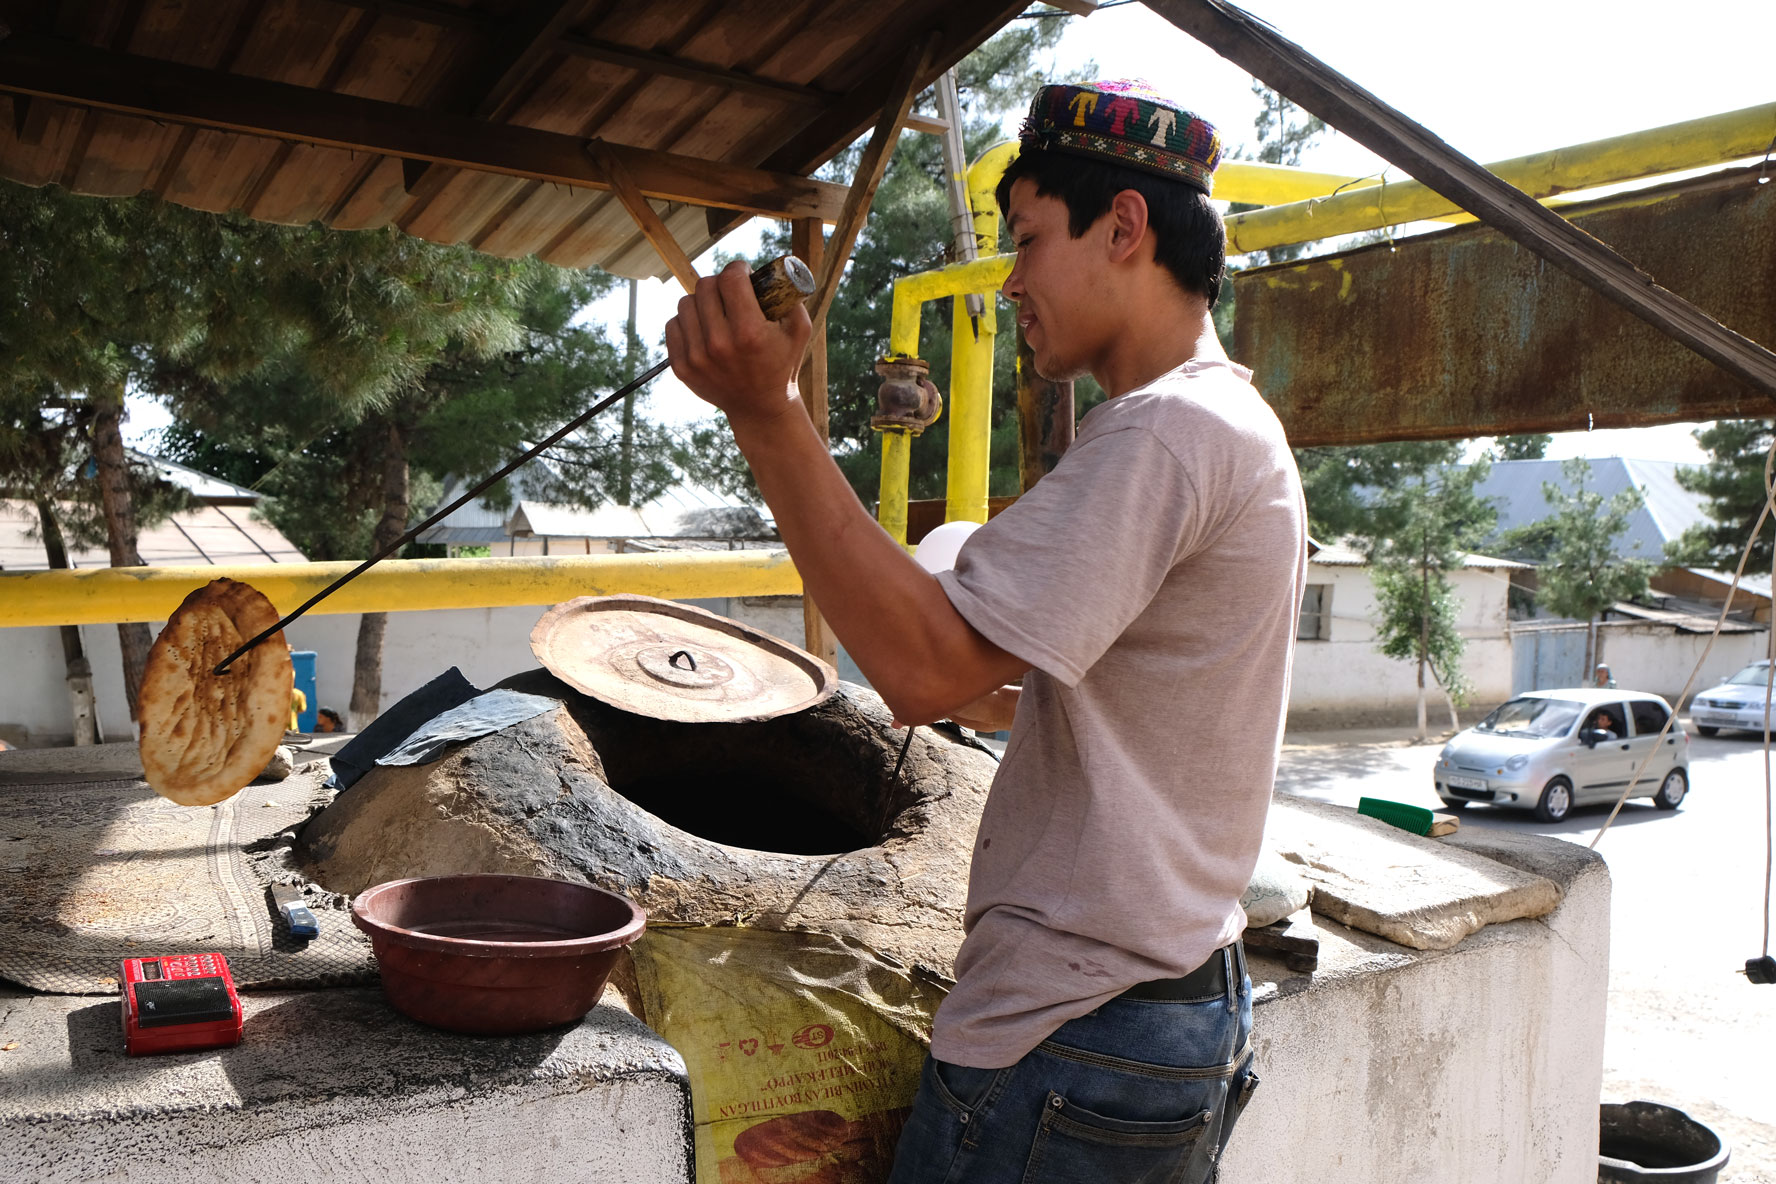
left=1594, top=620, right=1767, bottom=704
left=1289, top=564, right=1516, bottom=720
left=1224, top=846, right=1611, bottom=1183
left=0, top=597, right=814, bottom=746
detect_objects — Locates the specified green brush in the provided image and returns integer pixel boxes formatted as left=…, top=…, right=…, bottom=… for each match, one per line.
left=1359, top=797, right=1437, bottom=836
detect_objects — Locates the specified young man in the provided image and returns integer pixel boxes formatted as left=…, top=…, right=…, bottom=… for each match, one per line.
left=666, top=78, right=1304, bottom=1184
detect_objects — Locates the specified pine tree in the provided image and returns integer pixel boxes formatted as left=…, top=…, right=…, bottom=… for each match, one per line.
left=1535, top=458, right=1652, bottom=670
left=2, top=180, right=535, bottom=719
left=1667, top=419, right=1775, bottom=571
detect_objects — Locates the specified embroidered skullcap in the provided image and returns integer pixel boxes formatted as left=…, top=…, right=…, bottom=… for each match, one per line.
left=1018, top=79, right=1223, bottom=195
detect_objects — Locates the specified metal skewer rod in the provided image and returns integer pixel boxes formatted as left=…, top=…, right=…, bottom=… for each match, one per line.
left=212, top=253, right=817, bottom=675
left=212, top=357, right=669, bottom=674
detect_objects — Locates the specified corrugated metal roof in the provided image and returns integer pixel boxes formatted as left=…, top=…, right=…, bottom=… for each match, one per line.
left=1604, top=600, right=1763, bottom=634
left=1469, top=457, right=1706, bottom=561
left=1307, top=540, right=1527, bottom=570
left=0, top=1, right=1025, bottom=280
left=0, top=499, right=305, bottom=570
left=417, top=458, right=766, bottom=544
left=129, top=449, right=260, bottom=505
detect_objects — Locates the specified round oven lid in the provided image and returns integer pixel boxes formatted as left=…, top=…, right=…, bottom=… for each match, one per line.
left=529, top=594, right=838, bottom=723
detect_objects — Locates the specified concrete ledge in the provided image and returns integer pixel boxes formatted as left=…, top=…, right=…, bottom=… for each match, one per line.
left=1225, top=829, right=1610, bottom=1183
left=2, top=987, right=692, bottom=1184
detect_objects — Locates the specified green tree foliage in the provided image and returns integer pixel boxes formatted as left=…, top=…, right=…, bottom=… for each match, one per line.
left=150, top=254, right=648, bottom=725
left=0, top=178, right=609, bottom=719
left=1667, top=419, right=1775, bottom=570
left=1535, top=458, right=1652, bottom=668
left=154, top=261, right=637, bottom=560
left=1294, top=440, right=1464, bottom=541
left=755, top=18, right=1082, bottom=503
left=1363, top=460, right=1497, bottom=736
left=1489, top=433, right=1552, bottom=461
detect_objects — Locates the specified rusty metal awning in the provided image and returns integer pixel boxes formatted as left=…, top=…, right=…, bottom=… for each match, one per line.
left=0, top=0, right=1023, bottom=280
left=1233, top=165, right=1776, bottom=447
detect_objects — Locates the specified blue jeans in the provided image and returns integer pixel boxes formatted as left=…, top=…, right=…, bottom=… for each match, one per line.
left=888, top=964, right=1256, bottom=1184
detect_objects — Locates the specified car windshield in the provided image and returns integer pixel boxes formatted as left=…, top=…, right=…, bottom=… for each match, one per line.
left=1476, top=697, right=1584, bottom=738
left=1725, top=664, right=1774, bottom=687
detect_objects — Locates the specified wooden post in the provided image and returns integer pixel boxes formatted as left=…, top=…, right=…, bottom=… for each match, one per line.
left=793, top=217, right=839, bottom=667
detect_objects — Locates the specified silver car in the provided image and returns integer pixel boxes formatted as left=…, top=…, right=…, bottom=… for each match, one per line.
left=1434, top=689, right=1690, bottom=822
left=1689, top=661, right=1776, bottom=736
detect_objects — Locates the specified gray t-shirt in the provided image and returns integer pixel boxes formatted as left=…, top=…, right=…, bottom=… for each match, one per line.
left=931, top=358, right=1306, bottom=1069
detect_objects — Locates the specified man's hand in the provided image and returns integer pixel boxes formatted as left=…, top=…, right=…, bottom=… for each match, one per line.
left=664, top=260, right=813, bottom=428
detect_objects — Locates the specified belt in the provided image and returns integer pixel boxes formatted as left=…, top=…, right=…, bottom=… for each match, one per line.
left=1118, top=941, right=1245, bottom=1002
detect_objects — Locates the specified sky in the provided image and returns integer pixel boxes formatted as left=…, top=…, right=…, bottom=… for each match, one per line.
left=127, top=0, right=1776, bottom=466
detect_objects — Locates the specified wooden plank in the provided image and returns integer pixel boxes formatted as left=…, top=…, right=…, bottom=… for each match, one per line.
left=1242, top=908, right=1319, bottom=973
left=753, top=0, right=1025, bottom=173
left=792, top=216, right=837, bottom=666
left=558, top=33, right=830, bottom=107
left=0, top=33, right=850, bottom=223
left=400, top=0, right=591, bottom=199
left=1144, top=0, right=1776, bottom=399
left=587, top=137, right=699, bottom=292
left=457, top=0, right=589, bottom=121
left=809, top=33, right=938, bottom=324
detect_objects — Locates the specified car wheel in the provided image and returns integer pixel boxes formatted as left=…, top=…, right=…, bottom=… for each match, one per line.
left=1654, top=768, right=1688, bottom=810
left=1695, top=725, right=1719, bottom=737
left=1534, top=777, right=1573, bottom=824
left=1437, top=797, right=1469, bottom=811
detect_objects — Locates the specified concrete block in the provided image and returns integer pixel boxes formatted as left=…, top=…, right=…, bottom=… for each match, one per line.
left=2, top=987, right=692, bottom=1184
left=1222, top=830, right=1610, bottom=1183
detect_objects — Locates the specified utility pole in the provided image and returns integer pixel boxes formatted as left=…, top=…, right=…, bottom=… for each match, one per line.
left=934, top=69, right=985, bottom=337
left=619, top=278, right=639, bottom=506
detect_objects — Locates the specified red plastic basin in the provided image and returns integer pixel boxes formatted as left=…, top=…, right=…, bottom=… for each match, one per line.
left=351, top=874, right=646, bottom=1035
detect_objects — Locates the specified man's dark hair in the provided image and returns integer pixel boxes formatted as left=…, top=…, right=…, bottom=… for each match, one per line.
left=995, top=149, right=1226, bottom=307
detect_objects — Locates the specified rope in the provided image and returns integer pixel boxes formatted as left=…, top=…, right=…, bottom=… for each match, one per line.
left=1587, top=432, right=1776, bottom=961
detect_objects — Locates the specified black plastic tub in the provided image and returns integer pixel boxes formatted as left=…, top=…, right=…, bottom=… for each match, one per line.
left=1599, top=1102, right=1730, bottom=1183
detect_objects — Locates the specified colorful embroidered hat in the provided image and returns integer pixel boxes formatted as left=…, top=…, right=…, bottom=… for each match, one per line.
left=1018, top=79, right=1223, bottom=195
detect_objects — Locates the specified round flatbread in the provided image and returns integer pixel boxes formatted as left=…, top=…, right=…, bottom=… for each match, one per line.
left=139, top=578, right=293, bottom=807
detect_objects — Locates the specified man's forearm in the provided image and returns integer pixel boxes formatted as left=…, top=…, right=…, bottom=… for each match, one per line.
left=727, top=392, right=1026, bottom=723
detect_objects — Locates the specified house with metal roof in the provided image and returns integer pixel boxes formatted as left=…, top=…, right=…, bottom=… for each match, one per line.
left=0, top=450, right=304, bottom=571
left=416, top=459, right=772, bottom=556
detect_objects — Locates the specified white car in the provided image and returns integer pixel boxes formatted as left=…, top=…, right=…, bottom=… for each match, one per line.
left=1689, top=661, right=1776, bottom=736
left=1434, top=688, right=1690, bottom=822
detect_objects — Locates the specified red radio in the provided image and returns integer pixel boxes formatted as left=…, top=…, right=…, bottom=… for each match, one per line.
left=120, top=953, right=244, bottom=1056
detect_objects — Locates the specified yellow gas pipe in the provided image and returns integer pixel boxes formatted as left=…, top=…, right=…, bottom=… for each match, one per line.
left=877, top=142, right=1019, bottom=544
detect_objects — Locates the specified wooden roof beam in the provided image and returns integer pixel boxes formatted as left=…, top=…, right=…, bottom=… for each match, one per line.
left=587, top=137, right=700, bottom=293
left=0, top=34, right=849, bottom=223
left=808, top=33, right=940, bottom=324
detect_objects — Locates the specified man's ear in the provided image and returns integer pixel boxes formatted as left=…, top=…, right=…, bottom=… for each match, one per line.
left=1105, top=189, right=1151, bottom=264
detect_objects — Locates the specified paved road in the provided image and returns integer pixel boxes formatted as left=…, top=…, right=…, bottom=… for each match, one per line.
left=1276, top=729, right=1776, bottom=1182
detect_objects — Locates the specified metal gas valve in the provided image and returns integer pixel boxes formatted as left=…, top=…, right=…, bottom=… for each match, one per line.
left=871, top=355, right=943, bottom=433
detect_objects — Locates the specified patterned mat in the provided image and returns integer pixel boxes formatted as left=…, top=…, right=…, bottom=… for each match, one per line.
left=0, top=767, right=375, bottom=995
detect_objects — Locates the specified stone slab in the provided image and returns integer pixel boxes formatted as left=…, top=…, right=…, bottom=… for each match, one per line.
left=1, top=985, right=691, bottom=1184
left=1267, top=794, right=1563, bottom=950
